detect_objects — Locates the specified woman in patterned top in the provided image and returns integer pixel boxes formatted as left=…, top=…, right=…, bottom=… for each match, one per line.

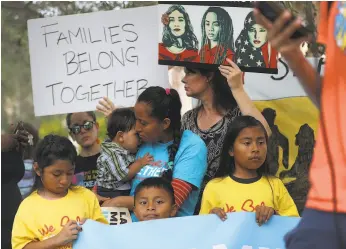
left=181, top=59, right=271, bottom=213
left=234, top=11, right=278, bottom=69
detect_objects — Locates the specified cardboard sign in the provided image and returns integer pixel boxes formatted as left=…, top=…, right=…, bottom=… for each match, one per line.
left=158, top=2, right=278, bottom=74
left=101, top=207, right=132, bottom=225
left=28, top=6, right=169, bottom=116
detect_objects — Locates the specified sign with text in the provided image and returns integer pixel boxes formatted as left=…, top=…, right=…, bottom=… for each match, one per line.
left=28, top=6, right=169, bottom=116
left=74, top=212, right=300, bottom=249
left=101, top=207, right=132, bottom=225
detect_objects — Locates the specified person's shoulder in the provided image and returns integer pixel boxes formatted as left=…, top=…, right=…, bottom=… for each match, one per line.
left=226, top=47, right=235, bottom=56
left=206, top=177, right=229, bottom=189
left=264, top=175, right=285, bottom=187
left=16, top=191, right=40, bottom=215
left=181, top=130, right=206, bottom=148
left=20, top=191, right=39, bottom=204
left=182, top=108, right=196, bottom=121
left=227, top=106, right=241, bottom=118
left=70, top=186, right=95, bottom=198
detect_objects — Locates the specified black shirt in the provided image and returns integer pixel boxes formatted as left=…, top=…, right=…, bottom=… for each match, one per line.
left=74, top=153, right=100, bottom=189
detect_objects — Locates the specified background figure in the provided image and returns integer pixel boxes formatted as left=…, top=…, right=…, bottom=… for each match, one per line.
left=17, top=122, right=39, bottom=198
left=262, top=108, right=289, bottom=175
left=281, top=124, right=315, bottom=215
left=66, top=112, right=100, bottom=190
left=1, top=125, right=30, bottom=249
left=199, top=7, right=235, bottom=64
left=159, top=5, right=199, bottom=62
left=235, top=11, right=278, bottom=68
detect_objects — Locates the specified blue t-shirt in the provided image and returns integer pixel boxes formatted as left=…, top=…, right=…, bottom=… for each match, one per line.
left=131, top=130, right=207, bottom=219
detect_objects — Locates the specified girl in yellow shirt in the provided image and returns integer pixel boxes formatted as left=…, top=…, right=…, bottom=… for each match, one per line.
left=12, top=135, right=107, bottom=249
left=199, top=116, right=299, bottom=226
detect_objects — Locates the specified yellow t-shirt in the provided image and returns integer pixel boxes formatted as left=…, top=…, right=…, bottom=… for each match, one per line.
left=12, top=187, right=108, bottom=249
left=199, top=175, right=299, bottom=217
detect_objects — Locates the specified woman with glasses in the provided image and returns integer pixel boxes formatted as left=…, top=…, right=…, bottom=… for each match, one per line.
left=65, top=112, right=108, bottom=203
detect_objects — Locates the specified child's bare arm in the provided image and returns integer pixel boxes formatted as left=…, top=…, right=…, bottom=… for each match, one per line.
left=102, top=196, right=135, bottom=210
left=124, top=153, right=153, bottom=181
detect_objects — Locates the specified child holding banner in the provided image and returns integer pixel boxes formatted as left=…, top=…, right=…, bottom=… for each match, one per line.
left=199, top=116, right=298, bottom=225
left=11, top=135, right=108, bottom=249
left=99, top=87, right=207, bottom=221
left=96, top=108, right=153, bottom=198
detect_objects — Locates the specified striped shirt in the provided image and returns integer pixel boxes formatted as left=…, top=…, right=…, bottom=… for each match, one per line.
left=96, top=142, right=135, bottom=191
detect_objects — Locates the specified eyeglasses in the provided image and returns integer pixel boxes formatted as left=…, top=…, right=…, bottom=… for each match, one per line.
left=69, top=121, right=95, bottom=135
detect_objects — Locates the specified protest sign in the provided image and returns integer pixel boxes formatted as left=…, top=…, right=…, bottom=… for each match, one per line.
left=158, top=2, right=278, bottom=74
left=74, top=212, right=300, bottom=249
left=28, top=6, right=169, bottom=116
left=101, top=207, right=132, bottom=225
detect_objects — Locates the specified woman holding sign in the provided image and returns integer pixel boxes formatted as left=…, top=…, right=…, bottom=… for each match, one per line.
left=181, top=59, right=271, bottom=213
left=96, top=87, right=207, bottom=221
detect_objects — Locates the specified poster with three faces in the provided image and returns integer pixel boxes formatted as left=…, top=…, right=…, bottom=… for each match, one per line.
left=158, top=2, right=278, bottom=74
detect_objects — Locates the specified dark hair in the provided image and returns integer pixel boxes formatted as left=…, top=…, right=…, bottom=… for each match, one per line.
left=184, top=67, right=238, bottom=114
left=107, top=108, right=136, bottom=140
left=162, top=5, right=199, bottom=51
left=200, top=7, right=235, bottom=64
left=134, top=177, right=175, bottom=205
left=22, top=122, right=39, bottom=160
left=215, top=116, right=269, bottom=178
left=65, top=111, right=96, bottom=128
left=137, top=87, right=182, bottom=181
left=32, top=134, right=77, bottom=192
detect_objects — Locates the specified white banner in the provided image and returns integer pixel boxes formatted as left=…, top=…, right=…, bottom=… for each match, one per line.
left=28, top=6, right=169, bottom=116
left=244, top=57, right=325, bottom=100
left=101, top=207, right=132, bottom=226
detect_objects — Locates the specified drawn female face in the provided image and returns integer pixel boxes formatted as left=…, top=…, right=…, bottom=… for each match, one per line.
left=168, top=10, right=186, bottom=37
left=205, top=12, right=220, bottom=42
left=248, top=24, right=268, bottom=48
